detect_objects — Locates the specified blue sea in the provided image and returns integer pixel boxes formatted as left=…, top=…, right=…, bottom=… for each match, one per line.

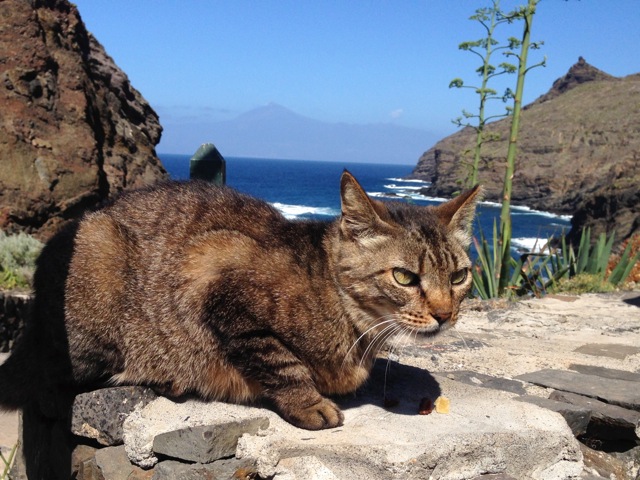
left=160, top=154, right=571, bottom=253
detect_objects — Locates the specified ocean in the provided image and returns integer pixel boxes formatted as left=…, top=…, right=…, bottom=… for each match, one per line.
left=159, top=154, right=571, bottom=252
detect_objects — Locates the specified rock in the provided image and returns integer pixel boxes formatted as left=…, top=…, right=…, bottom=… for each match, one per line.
left=123, top=398, right=274, bottom=469
left=568, top=364, right=640, bottom=383
left=276, top=456, right=340, bottom=480
left=516, top=369, right=640, bottom=411
left=0, top=0, right=167, bottom=239
left=470, top=475, right=518, bottom=480
left=94, top=446, right=148, bottom=480
left=573, top=343, right=640, bottom=360
left=579, top=443, right=634, bottom=480
left=122, top=361, right=583, bottom=479
left=152, top=458, right=257, bottom=480
left=71, top=444, right=98, bottom=478
left=409, top=58, right=640, bottom=245
left=515, top=395, right=591, bottom=436
left=437, top=370, right=527, bottom=395
left=72, top=387, right=158, bottom=446
left=549, top=390, right=640, bottom=442
left=151, top=417, right=269, bottom=464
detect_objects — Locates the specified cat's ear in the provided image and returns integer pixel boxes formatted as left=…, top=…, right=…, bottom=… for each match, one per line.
left=433, top=185, right=483, bottom=247
left=340, top=170, right=394, bottom=240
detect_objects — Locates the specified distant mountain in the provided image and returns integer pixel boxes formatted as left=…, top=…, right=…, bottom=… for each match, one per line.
left=410, top=57, right=639, bottom=244
left=162, top=103, right=439, bottom=164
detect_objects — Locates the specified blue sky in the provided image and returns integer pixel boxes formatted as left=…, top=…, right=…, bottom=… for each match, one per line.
left=72, top=1, right=640, bottom=155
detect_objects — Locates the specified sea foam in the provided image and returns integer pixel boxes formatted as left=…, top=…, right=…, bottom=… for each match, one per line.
left=271, top=202, right=339, bottom=220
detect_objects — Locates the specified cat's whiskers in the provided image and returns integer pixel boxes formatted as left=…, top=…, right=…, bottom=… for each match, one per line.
left=451, top=326, right=470, bottom=350
left=341, top=317, right=397, bottom=370
left=356, top=322, right=403, bottom=369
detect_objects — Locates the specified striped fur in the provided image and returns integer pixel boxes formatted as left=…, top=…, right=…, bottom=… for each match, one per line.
left=0, top=172, right=481, bottom=430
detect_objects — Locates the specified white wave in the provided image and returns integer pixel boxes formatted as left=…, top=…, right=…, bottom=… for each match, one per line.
left=511, top=204, right=572, bottom=221
left=385, top=178, right=430, bottom=184
left=511, top=237, right=553, bottom=253
left=271, top=202, right=339, bottom=219
left=479, top=201, right=571, bottom=221
left=368, top=191, right=448, bottom=203
left=383, top=184, right=425, bottom=191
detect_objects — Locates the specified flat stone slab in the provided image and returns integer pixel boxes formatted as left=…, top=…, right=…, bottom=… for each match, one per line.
left=152, top=417, right=269, bottom=463
left=549, top=390, right=640, bottom=441
left=573, top=343, right=640, bottom=360
left=437, top=370, right=527, bottom=395
left=124, top=361, right=583, bottom=479
left=568, top=364, right=640, bottom=383
left=405, top=338, right=488, bottom=358
left=515, top=395, right=591, bottom=436
left=516, top=369, right=640, bottom=411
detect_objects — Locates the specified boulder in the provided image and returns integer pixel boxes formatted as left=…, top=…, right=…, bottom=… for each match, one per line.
left=0, top=0, right=167, bottom=239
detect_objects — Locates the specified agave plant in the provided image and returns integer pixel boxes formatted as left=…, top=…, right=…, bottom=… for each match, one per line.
left=471, top=226, right=639, bottom=299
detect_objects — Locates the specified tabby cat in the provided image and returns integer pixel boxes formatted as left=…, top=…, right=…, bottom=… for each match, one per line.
left=0, top=171, right=480, bottom=430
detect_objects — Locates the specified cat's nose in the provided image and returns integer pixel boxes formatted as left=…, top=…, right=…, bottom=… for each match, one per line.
left=432, top=310, right=452, bottom=325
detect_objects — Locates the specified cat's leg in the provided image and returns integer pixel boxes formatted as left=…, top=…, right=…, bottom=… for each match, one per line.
left=226, top=330, right=344, bottom=430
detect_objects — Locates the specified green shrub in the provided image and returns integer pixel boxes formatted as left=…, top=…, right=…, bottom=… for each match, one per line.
left=0, top=231, right=43, bottom=289
left=551, top=273, right=616, bottom=295
left=552, top=228, right=640, bottom=288
left=471, top=226, right=639, bottom=299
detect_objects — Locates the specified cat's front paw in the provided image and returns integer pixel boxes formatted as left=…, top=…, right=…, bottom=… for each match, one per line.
left=284, top=397, right=344, bottom=430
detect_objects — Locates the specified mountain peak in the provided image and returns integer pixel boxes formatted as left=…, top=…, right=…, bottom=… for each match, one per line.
left=236, top=103, right=303, bottom=122
left=534, top=57, right=616, bottom=104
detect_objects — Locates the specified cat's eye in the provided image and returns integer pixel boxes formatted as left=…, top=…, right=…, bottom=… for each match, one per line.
left=450, top=268, right=468, bottom=285
left=392, top=268, right=420, bottom=287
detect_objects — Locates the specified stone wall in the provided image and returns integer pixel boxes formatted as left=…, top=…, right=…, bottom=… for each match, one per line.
left=0, top=291, right=31, bottom=353
left=9, top=362, right=587, bottom=480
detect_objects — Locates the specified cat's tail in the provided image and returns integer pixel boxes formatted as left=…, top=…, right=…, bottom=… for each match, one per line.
left=0, top=331, right=39, bottom=410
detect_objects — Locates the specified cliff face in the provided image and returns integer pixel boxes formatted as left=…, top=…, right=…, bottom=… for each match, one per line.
left=411, top=58, right=640, bottom=243
left=0, top=0, right=167, bottom=239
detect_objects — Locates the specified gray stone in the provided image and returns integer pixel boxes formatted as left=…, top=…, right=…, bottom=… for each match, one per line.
left=579, top=443, right=634, bottom=480
left=568, top=364, right=640, bottom=383
left=516, top=369, right=640, bottom=411
left=515, top=395, right=591, bottom=436
left=438, top=370, right=527, bottom=395
left=94, top=445, right=147, bottom=480
left=549, top=390, right=640, bottom=441
left=405, top=338, right=488, bottom=358
left=470, top=475, right=518, bottom=480
left=573, top=343, right=640, bottom=360
left=72, top=387, right=157, bottom=446
left=152, top=458, right=257, bottom=480
left=124, top=363, right=583, bottom=479
left=152, top=417, right=269, bottom=463
left=71, top=444, right=98, bottom=479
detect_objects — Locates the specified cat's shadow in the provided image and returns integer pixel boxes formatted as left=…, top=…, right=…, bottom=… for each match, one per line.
left=337, top=358, right=442, bottom=417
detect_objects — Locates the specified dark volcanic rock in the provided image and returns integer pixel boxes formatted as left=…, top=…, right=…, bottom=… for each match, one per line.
left=516, top=369, right=640, bottom=411
left=0, top=0, right=167, bottom=239
left=410, top=58, right=640, bottom=244
left=71, top=386, right=157, bottom=446
left=549, top=390, right=640, bottom=442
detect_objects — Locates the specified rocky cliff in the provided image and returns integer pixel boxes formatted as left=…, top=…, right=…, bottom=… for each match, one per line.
left=411, top=58, right=640, bottom=243
left=0, top=0, right=167, bottom=239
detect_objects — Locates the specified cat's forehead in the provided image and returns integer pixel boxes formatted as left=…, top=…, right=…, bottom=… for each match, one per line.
left=387, top=203, right=469, bottom=263
left=387, top=203, right=444, bottom=236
